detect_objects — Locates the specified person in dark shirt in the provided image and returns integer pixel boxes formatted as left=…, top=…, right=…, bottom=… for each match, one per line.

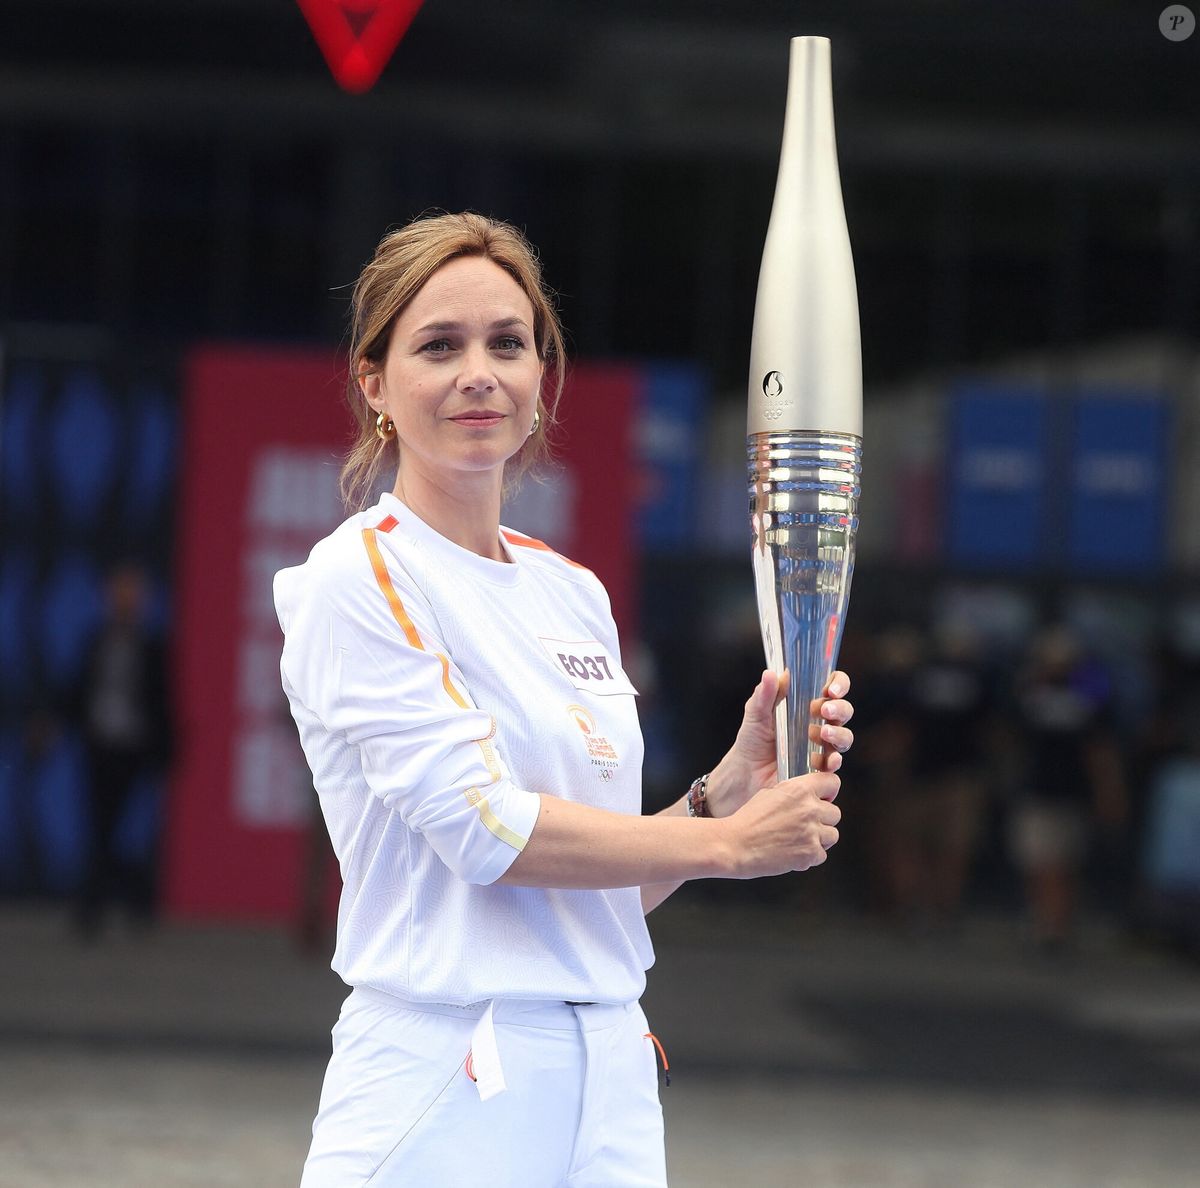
left=880, top=623, right=994, bottom=925
left=1008, top=625, right=1126, bottom=947
left=73, top=562, right=174, bottom=938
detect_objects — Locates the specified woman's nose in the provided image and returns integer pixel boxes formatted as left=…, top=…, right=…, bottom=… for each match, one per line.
left=457, top=344, right=496, bottom=393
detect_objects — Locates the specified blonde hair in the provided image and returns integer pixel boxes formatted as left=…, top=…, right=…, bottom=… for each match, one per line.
left=341, top=211, right=566, bottom=511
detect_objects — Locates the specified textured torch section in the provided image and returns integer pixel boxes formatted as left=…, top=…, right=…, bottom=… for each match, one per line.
left=749, top=431, right=861, bottom=779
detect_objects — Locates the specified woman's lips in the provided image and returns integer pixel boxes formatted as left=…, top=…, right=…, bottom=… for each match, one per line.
left=450, top=412, right=504, bottom=427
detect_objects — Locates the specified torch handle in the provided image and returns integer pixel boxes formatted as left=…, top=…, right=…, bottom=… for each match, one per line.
left=749, top=430, right=861, bottom=781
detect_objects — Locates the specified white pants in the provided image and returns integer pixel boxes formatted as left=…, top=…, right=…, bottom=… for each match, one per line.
left=301, top=988, right=668, bottom=1187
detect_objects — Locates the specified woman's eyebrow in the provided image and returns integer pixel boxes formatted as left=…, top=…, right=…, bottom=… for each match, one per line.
left=413, top=317, right=530, bottom=335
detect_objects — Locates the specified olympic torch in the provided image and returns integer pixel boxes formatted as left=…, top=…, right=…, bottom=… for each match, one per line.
left=748, top=36, right=862, bottom=781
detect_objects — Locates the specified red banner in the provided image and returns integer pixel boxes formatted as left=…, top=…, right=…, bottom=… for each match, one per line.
left=507, top=363, right=638, bottom=640
left=164, top=347, right=351, bottom=919
left=165, top=348, right=636, bottom=922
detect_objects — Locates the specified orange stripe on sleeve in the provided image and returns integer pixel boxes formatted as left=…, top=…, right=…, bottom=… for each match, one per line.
left=436, top=652, right=470, bottom=709
left=362, top=527, right=424, bottom=650
left=363, top=517, right=512, bottom=786
left=501, top=530, right=591, bottom=572
left=362, top=521, right=476, bottom=713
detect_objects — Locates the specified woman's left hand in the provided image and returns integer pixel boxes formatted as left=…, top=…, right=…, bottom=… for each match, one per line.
left=705, top=670, right=855, bottom=819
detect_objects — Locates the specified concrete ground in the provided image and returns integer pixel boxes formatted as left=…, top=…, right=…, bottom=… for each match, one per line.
left=1, top=900, right=1198, bottom=1187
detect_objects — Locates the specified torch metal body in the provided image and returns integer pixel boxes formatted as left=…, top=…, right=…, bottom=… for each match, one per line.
left=748, top=37, right=863, bottom=781
left=750, top=432, right=860, bottom=779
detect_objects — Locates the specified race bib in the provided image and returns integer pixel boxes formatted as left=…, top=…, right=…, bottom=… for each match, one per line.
left=538, top=637, right=637, bottom=697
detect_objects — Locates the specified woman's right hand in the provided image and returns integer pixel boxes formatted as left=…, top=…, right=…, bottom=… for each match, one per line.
left=722, top=771, right=841, bottom=877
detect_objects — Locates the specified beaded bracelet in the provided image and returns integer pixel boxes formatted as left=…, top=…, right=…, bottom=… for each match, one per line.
left=685, top=773, right=711, bottom=818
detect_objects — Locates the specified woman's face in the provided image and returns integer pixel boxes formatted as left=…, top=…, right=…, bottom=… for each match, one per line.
left=362, top=255, right=542, bottom=489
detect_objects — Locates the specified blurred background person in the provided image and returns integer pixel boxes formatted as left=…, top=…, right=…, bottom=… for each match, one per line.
left=898, top=621, right=996, bottom=926
left=70, top=561, right=173, bottom=939
left=1131, top=628, right=1200, bottom=948
left=1007, top=623, right=1128, bottom=950
left=868, top=621, right=997, bottom=929
left=1142, top=631, right=1200, bottom=771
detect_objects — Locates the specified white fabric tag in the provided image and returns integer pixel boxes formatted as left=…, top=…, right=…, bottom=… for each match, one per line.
left=469, top=1001, right=507, bottom=1101
left=537, top=637, right=638, bottom=697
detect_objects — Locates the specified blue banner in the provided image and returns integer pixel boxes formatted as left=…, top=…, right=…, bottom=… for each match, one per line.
left=1068, top=394, right=1168, bottom=575
left=635, top=363, right=707, bottom=551
left=948, top=386, right=1048, bottom=569
left=1143, top=758, right=1200, bottom=897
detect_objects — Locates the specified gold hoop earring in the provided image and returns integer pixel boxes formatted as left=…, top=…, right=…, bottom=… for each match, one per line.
left=375, top=410, right=395, bottom=441
left=529, top=409, right=541, bottom=438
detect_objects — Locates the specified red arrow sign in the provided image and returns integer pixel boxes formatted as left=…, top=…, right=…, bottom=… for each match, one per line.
left=297, top=1, right=426, bottom=93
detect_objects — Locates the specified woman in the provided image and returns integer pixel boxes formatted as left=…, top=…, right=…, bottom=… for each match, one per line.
left=275, top=212, right=854, bottom=1187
